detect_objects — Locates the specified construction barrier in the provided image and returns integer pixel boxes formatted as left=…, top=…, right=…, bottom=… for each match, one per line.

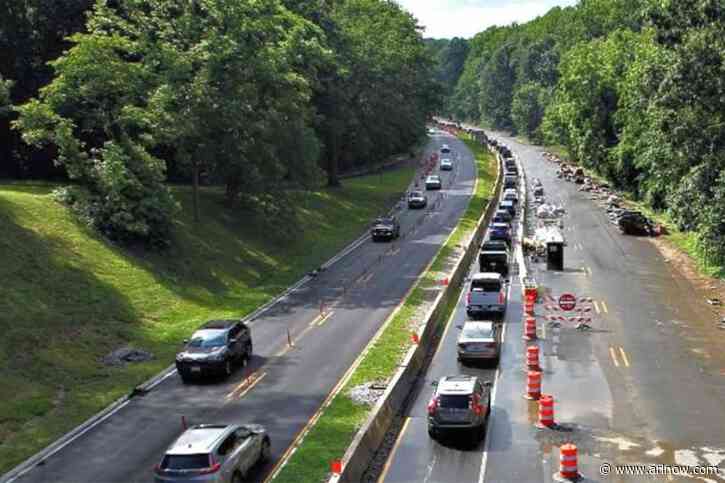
left=537, top=394, right=555, bottom=428
left=526, top=345, right=540, bottom=370
left=523, top=317, right=537, bottom=340
left=525, top=370, right=542, bottom=400
left=559, top=444, right=579, bottom=480
left=525, top=300, right=535, bottom=316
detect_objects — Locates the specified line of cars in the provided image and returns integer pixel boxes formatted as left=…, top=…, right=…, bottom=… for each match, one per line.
left=427, top=142, right=521, bottom=444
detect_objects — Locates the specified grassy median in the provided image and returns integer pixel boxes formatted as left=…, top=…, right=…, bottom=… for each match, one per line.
left=273, top=136, right=495, bottom=483
left=0, top=167, right=415, bottom=473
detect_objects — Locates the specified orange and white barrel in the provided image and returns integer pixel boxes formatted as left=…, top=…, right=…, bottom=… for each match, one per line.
left=537, top=394, right=555, bottom=428
left=526, top=345, right=540, bottom=370
left=559, top=443, right=578, bottom=479
left=525, top=370, right=542, bottom=400
left=523, top=317, right=537, bottom=340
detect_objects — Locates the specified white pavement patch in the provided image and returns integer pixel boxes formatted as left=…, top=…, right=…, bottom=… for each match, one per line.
left=675, top=449, right=702, bottom=467
left=646, top=446, right=665, bottom=457
left=594, top=436, right=641, bottom=452
left=701, top=447, right=725, bottom=468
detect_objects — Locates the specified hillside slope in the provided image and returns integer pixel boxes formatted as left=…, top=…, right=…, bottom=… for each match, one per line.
left=0, top=166, right=414, bottom=472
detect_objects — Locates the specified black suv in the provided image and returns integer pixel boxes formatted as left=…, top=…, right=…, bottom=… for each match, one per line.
left=371, top=216, right=401, bottom=242
left=176, top=320, right=252, bottom=382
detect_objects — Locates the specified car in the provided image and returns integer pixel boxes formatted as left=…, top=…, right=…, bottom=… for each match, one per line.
left=176, top=320, right=252, bottom=382
left=154, top=424, right=271, bottom=483
left=489, top=222, right=511, bottom=244
left=427, top=375, right=491, bottom=441
left=504, top=175, right=518, bottom=190
left=466, top=272, right=507, bottom=317
left=499, top=200, right=516, bottom=217
left=407, top=190, right=428, bottom=209
left=457, top=321, right=500, bottom=364
left=428, top=128, right=437, bottom=135
left=425, top=175, right=443, bottom=190
left=480, top=239, right=510, bottom=255
left=478, top=250, right=509, bottom=277
left=440, top=144, right=451, bottom=154
left=504, top=158, right=516, bottom=170
left=533, top=186, right=544, bottom=197
left=492, top=209, right=512, bottom=224
left=503, top=189, right=518, bottom=205
left=371, top=216, right=401, bottom=241
left=504, top=167, right=518, bottom=177
left=440, top=158, right=454, bottom=171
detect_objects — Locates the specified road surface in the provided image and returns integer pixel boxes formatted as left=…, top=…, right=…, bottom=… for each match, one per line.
left=378, top=133, right=725, bottom=483
left=7, top=130, right=477, bottom=483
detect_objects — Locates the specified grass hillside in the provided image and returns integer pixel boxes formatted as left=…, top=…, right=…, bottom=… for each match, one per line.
left=0, top=166, right=414, bottom=473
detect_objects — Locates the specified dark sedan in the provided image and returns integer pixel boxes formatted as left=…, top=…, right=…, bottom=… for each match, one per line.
left=176, top=320, right=252, bottom=382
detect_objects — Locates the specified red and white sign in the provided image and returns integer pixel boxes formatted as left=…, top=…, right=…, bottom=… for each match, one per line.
left=558, top=293, right=577, bottom=311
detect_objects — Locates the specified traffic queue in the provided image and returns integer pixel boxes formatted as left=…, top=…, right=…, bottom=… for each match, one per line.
left=426, top=135, right=522, bottom=444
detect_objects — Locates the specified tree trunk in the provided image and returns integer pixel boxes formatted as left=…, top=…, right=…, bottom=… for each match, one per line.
left=327, top=128, right=341, bottom=187
left=192, top=162, right=200, bottom=223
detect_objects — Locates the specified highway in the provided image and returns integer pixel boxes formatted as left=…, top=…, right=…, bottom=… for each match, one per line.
left=6, top=131, right=477, bottom=483
left=377, top=133, right=725, bottom=482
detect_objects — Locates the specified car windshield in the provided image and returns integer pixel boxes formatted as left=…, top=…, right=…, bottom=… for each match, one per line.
left=376, top=217, right=394, bottom=225
left=188, top=330, right=226, bottom=348
left=161, top=454, right=210, bottom=470
left=409, top=191, right=423, bottom=198
left=439, top=394, right=470, bottom=409
left=462, top=325, right=494, bottom=339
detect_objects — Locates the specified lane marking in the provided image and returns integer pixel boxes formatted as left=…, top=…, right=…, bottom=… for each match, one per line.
left=387, top=247, right=401, bottom=257
left=358, top=272, right=374, bottom=285
left=601, top=301, right=609, bottom=313
left=593, top=301, right=601, bottom=314
left=316, top=310, right=334, bottom=327
left=377, top=417, right=412, bottom=483
left=226, top=370, right=267, bottom=400
left=609, top=347, right=620, bottom=367
left=619, top=347, right=630, bottom=367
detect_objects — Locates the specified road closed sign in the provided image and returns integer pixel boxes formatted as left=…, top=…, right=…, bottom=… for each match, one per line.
left=558, top=293, right=577, bottom=311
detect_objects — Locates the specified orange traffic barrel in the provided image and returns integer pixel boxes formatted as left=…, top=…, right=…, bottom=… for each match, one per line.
left=537, top=394, right=555, bottom=428
left=526, top=345, right=540, bottom=370
left=524, top=370, right=541, bottom=400
left=559, top=444, right=579, bottom=479
left=525, top=300, right=535, bottom=316
left=523, top=317, right=537, bottom=341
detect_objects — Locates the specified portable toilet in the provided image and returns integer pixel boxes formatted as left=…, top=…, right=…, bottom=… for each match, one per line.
left=535, top=226, right=565, bottom=271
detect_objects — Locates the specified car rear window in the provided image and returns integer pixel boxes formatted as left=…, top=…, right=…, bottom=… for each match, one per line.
left=161, top=454, right=210, bottom=470
left=471, top=280, right=501, bottom=292
left=439, top=394, right=470, bottom=409
left=462, top=325, right=494, bottom=339
left=481, top=253, right=507, bottom=263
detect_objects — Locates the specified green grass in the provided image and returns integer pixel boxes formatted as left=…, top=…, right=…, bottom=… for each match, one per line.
left=0, top=167, right=415, bottom=473
left=273, top=136, right=496, bottom=483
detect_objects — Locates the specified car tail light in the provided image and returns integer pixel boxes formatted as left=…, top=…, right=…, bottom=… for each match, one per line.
left=470, top=393, right=483, bottom=415
left=498, top=291, right=505, bottom=304
left=486, top=342, right=496, bottom=348
left=466, top=293, right=471, bottom=305
left=198, top=462, right=222, bottom=475
left=427, top=396, right=439, bottom=416
left=153, top=464, right=164, bottom=475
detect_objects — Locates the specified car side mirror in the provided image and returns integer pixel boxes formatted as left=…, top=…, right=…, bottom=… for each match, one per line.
left=183, top=339, right=189, bottom=345
left=431, top=381, right=439, bottom=387
left=484, top=381, right=493, bottom=387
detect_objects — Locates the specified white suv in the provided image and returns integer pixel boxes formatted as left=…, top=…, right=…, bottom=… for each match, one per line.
left=154, top=424, right=270, bottom=483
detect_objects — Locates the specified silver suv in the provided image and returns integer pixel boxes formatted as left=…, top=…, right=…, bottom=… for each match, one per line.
left=427, top=375, right=491, bottom=441
left=154, top=424, right=271, bottom=483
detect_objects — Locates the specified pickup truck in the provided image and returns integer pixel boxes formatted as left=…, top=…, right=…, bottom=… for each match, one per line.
left=466, top=273, right=507, bottom=318
left=479, top=250, right=509, bottom=277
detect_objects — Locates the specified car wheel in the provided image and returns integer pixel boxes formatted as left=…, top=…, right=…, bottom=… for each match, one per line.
left=247, top=342, right=253, bottom=359
left=427, top=427, right=437, bottom=439
left=260, top=437, right=271, bottom=463
left=224, top=360, right=233, bottom=377
left=232, top=471, right=244, bottom=483
left=179, top=373, right=190, bottom=384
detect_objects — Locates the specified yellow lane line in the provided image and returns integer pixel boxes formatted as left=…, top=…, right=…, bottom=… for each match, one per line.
left=619, top=347, right=630, bottom=367
left=593, top=301, right=601, bottom=314
left=609, top=347, right=620, bottom=367
left=226, top=370, right=266, bottom=400
left=601, top=301, right=609, bottom=313
left=377, top=417, right=412, bottom=483
left=316, top=311, right=334, bottom=327
left=234, top=371, right=267, bottom=399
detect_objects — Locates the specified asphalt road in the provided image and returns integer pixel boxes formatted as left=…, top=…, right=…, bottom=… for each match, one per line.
left=8, top=131, right=476, bottom=483
left=378, top=133, right=725, bottom=483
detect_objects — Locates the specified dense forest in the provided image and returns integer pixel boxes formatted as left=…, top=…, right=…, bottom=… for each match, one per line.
left=435, top=0, right=725, bottom=267
left=1, top=0, right=440, bottom=246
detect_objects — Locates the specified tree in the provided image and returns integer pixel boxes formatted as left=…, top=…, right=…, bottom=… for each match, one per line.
left=479, top=42, right=517, bottom=129
left=0, top=76, right=11, bottom=115
left=511, top=82, right=548, bottom=142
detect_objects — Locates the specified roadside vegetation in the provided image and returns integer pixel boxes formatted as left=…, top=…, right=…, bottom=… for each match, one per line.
left=432, top=0, right=725, bottom=276
left=0, top=166, right=415, bottom=473
left=273, top=136, right=495, bottom=483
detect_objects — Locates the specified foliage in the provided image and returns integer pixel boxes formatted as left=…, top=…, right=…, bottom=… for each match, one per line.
left=0, top=75, right=11, bottom=115
left=511, top=82, right=549, bottom=142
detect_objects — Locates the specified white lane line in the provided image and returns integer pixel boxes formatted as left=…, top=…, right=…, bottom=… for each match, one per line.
left=609, top=347, right=620, bottom=367
left=478, top=255, right=514, bottom=483
left=601, top=301, right=609, bottom=313
left=619, top=347, right=630, bottom=367
left=593, top=301, right=601, bottom=314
